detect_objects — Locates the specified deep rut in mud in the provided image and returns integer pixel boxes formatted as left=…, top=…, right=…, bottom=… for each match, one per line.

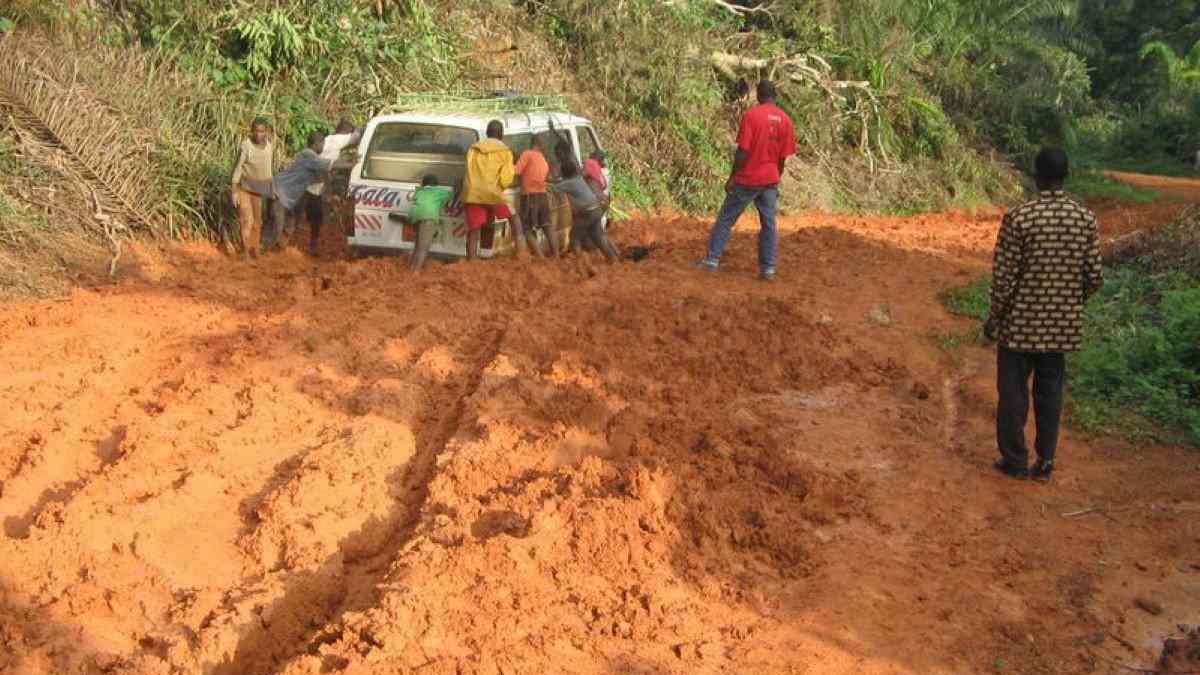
left=214, top=323, right=510, bottom=675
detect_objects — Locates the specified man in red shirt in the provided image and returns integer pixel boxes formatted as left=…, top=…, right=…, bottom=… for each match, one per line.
left=699, top=79, right=796, bottom=280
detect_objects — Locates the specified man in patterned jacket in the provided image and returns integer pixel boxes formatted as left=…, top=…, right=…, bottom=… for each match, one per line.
left=984, top=147, right=1103, bottom=482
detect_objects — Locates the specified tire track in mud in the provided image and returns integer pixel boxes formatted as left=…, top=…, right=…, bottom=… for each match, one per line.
left=389, top=321, right=509, bottom=544
left=235, top=321, right=446, bottom=548
left=942, top=358, right=981, bottom=456
left=215, top=321, right=509, bottom=675
left=3, top=425, right=128, bottom=539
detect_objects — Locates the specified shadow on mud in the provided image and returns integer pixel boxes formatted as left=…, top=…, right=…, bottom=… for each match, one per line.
left=0, top=576, right=105, bottom=672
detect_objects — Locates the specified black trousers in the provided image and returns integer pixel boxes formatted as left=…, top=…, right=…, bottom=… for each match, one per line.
left=997, top=347, right=1066, bottom=468
left=304, top=193, right=323, bottom=249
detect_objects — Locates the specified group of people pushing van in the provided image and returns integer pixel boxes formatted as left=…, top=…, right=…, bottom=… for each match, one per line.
left=230, top=116, right=617, bottom=269
left=231, top=80, right=1103, bottom=486
left=409, top=119, right=617, bottom=271
left=231, top=118, right=360, bottom=258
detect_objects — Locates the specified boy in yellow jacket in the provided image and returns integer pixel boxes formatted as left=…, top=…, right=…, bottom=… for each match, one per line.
left=461, top=120, right=534, bottom=259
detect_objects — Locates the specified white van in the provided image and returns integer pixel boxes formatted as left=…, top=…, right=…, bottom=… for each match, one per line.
left=345, top=98, right=609, bottom=258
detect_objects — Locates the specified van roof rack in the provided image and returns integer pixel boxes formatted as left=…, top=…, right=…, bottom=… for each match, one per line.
left=380, top=92, right=570, bottom=116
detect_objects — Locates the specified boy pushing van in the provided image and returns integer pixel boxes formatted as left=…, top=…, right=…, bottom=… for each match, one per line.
left=461, top=120, right=536, bottom=259
left=514, top=134, right=555, bottom=257
left=408, top=174, right=454, bottom=272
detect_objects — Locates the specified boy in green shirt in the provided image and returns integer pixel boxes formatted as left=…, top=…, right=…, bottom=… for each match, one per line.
left=409, top=174, right=454, bottom=272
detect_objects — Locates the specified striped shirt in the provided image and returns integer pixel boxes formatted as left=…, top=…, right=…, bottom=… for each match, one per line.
left=987, top=190, right=1103, bottom=353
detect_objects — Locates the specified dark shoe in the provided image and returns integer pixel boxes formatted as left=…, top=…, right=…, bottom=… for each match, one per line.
left=1031, top=459, right=1054, bottom=482
left=993, top=458, right=1029, bottom=479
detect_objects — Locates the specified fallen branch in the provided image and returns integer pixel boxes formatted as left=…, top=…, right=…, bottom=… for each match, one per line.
left=663, top=0, right=773, bottom=15
left=84, top=177, right=126, bottom=277
left=707, top=50, right=890, bottom=168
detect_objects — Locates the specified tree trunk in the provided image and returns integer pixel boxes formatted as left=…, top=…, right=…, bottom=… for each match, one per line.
left=818, top=0, right=836, bottom=29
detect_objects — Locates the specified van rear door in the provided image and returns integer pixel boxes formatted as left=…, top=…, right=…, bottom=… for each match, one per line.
left=348, top=121, right=477, bottom=252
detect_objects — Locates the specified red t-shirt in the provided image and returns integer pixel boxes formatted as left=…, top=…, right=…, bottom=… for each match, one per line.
left=583, top=158, right=608, bottom=191
left=732, top=103, right=796, bottom=187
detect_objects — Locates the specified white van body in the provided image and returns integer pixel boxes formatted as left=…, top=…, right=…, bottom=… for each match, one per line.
left=346, top=109, right=609, bottom=258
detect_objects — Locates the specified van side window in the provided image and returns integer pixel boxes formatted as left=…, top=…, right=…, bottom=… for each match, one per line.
left=506, top=133, right=533, bottom=159
left=537, top=130, right=573, bottom=178
left=504, top=131, right=572, bottom=179
left=577, top=126, right=600, bottom=159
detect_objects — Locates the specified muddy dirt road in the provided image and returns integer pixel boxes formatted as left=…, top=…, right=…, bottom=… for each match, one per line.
left=1, top=191, right=1198, bottom=674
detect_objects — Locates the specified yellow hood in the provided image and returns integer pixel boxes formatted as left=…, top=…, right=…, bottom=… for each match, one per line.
left=462, top=138, right=515, bottom=205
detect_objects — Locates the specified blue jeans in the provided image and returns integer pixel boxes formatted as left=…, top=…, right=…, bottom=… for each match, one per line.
left=702, top=184, right=779, bottom=272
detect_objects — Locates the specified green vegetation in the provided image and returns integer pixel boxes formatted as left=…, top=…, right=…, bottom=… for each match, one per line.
left=942, top=265, right=1200, bottom=446
left=933, top=327, right=985, bottom=352
left=941, top=274, right=992, bottom=321
left=2, top=0, right=464, bottom=242
left=1069, top=2, right=1200, bottom=174
left=0, top=0, right=1196, bottom=231
left=1071, top=268, right=1200, bottom=445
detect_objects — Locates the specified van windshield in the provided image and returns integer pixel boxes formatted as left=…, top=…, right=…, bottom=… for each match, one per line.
left=363, top=123, right=478, bottom=185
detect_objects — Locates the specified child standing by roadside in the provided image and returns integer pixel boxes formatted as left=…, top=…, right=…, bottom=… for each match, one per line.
left=231, top=117, right=274, bottom=258
left=408, top=174, right=454, bottom=272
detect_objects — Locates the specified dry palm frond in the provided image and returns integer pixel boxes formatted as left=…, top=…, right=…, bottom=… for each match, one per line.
left=0, top=35, right=166, bottom=235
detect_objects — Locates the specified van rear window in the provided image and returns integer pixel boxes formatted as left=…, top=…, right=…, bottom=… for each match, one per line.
left=363, top=123, right=478, bottom=183
left=368, top=123, right=477, bottom=155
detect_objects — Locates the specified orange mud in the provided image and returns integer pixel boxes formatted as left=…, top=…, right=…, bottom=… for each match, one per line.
left=1, top=188, right=1198, bottom=675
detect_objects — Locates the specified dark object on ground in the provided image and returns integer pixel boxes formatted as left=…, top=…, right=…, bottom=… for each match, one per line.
left=1135, top=596, right=1165, bottom=616
left=624, top=245, right=656, bottom=262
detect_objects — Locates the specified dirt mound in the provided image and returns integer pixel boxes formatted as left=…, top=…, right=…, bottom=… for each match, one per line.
left=1, top=206, right=1197, bottom=675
